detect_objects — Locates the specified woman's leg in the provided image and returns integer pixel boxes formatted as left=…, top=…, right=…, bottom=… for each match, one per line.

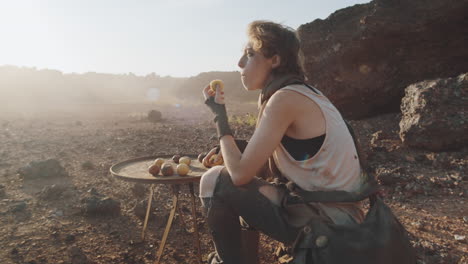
left=200, top=167, right=300, bottom=264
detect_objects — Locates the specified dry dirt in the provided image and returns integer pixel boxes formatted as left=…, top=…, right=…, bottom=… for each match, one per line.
left=0, top=102, right=466, bottom=264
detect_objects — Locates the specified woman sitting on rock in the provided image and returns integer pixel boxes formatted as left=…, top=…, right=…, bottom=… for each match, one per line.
left=200, top=20, right=366, bottom=264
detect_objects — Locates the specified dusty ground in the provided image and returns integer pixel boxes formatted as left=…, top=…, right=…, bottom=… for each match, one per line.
left=0, top=102, right=466, bottom=264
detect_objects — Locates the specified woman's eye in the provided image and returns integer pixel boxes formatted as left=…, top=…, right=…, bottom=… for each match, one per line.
left=246, top=52, right=254, bottom=57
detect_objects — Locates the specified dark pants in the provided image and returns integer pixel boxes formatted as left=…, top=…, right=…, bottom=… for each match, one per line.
left=202, top=168, right=302, bottom=264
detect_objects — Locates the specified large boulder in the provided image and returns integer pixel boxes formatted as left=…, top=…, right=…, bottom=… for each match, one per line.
left=297, top=0, right=468, bottom=119
left=147, top=109, right=162, bottom=123
left=18, top=159, right=68, bottom=180
left=399, top=73, right=468, bottom=151
left=81, top=189, right=121, bottom=216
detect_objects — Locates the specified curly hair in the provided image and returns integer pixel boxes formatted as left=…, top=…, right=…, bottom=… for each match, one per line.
left=247, top=20, right=305, bottom=78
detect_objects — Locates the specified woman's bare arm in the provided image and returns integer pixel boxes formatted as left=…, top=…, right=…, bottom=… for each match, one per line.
left=220, top=90, right=301, bottom=186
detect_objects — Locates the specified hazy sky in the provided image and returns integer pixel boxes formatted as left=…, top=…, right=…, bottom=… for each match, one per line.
left=0, top=0, right=370, bottom=77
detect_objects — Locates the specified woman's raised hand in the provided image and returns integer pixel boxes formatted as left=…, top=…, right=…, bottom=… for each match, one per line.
left=203, top=83, right=225, bottom=105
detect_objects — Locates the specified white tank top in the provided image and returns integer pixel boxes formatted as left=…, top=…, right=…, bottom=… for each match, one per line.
left=270, top=84, right=365, bottom=224
left=272, top=84, right=364, bottom=193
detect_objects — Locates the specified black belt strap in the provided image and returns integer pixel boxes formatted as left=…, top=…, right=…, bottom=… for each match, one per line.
left=286, top=181, right=379, bottom=204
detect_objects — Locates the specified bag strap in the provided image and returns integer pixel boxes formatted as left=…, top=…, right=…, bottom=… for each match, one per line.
left=290, top=180, right=379, bottom=204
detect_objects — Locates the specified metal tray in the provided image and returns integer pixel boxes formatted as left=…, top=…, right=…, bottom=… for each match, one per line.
left=110, top=154, right=207, bottom=184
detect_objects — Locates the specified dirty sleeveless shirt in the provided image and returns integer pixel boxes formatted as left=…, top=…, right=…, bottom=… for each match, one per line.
left=273, top=84, right=365, bottom=224
left=280, top=84, right=325, bottom=160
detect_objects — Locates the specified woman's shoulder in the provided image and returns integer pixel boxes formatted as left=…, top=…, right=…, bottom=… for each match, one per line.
left=267, top=89, right=304, bottom=108
left=264, top=87, right=319, bottom=117
left=269, top=86, right=315, bottom=106
left=271, top=86, right=308, bottom=99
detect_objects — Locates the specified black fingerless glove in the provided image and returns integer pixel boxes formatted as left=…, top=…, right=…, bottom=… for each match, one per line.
left=205, top=97, right=233, bottom=139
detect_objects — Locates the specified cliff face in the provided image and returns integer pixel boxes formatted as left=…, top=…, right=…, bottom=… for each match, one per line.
left=297, top=0, right=468, bottom=119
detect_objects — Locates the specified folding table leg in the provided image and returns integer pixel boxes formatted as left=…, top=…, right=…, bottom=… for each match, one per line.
left=155, top=186, right=179, bottom=264
left=189, top=183, right=202, bottom=264
left=141, top=184, right=154, bottom=241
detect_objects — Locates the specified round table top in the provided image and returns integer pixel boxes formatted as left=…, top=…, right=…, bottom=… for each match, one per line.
left=110, top=154, right=208, bottom=184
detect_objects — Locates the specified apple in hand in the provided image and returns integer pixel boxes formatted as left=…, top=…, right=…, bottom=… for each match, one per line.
left=210, top=79, right=224, bottom=92
left=209, top=154, right=224, bottom=166
left=203, top=154, right=223, bottom=168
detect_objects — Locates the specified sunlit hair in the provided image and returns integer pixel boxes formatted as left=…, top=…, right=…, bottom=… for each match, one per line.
left=247, top=20, right=305, bottom=78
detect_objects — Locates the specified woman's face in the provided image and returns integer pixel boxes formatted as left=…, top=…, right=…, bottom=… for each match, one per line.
left=238, top=43, right=276, bottom=91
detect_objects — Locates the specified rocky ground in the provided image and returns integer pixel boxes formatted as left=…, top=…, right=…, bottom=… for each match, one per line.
left=0, top=102, right=466, bottom=264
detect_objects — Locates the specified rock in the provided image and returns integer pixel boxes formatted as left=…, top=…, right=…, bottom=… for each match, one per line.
left=147, top=110, right=162, bottom=123
left=278, top=254, right=294, bottom=264
left=412, top=221, right=428, bottom=232
left=87, top=187, right=101, bottom=197
left=133, top=199, right=156, bottom=220
left=432, top=152, right=453, bottom=169
left=404, top=155, right=416, bottom=162
left=131, top=184, right=147, bottom=199
left=376, top=167, right=405, bottom=185
left=81, top=161, right=94, bottom=170
left=274, top=244, right=288, bottom=257
left=399, top=73, right=468, bottom=151
left=18, top=159, right=68, bottom=180
left=65, top=234, right=76, bottom=243
left=9, top=201, right=27, bottom=212
left=454, top=235, right=466, bottom=243
left=50, top=209, right=64, bottom=217
left=50, top=231, right=59, bottom=239
left=378, top=172, right=401, bottom=186
left=297, top=0, right=468, bottom=119
left=10, top=247, right=19, bottom=255
left=38, top=184, right=67, bottom=200
left=370, top=130, right=385, bottom=145
left=415, top=154, right=427, bottom=162
left=0, top=184, right=5, bottom=198
left=81, top=196, right=121, bottom=216
left=69, top=247, right=88, bottom=264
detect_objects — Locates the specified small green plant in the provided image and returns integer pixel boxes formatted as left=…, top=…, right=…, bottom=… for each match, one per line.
left=230, top=113, right=257, bottom=127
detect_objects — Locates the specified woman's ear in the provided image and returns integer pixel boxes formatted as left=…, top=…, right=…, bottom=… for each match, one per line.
left=271, top=55, right=281, bottom=69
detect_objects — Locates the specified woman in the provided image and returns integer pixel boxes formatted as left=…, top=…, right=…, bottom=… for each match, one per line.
left=200, top=20, right=366, bottom=264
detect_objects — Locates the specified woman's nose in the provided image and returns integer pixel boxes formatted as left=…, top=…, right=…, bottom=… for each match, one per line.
left=238, top=55, right=246, bottom=68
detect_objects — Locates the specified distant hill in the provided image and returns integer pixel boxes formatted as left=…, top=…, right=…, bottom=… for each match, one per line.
left=174, top=71, right=259, bottom=103
left=0, top=66, right=259, bottom=108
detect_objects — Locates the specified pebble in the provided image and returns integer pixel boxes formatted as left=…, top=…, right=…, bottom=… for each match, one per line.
left=9, top=201, right=27, bottom=212
left=10, top=247, right=19, bottom=255
left=65, top=234, right=76, bottom=243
